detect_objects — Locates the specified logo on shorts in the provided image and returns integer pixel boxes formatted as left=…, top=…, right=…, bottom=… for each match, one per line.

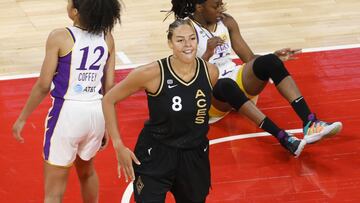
left=136, top=176, right=144, bottom=195
left=221, top=69, right=233, bottom=77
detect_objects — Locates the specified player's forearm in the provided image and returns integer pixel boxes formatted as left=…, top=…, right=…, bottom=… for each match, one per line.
left=18, top=81, right=49, bottom=121
left=102, top=96, right=125, bottom=150
left=201, top=50, right=213, bottom=61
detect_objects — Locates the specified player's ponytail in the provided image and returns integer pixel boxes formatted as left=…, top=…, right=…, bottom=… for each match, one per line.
left=73, top=0, right=122, bottom=34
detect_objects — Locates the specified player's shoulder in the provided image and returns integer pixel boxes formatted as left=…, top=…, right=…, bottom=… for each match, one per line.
left=127, top=61, right=162, bottom=91
left=132, top=61, right=161, bottom=78
left=48, top=28, right=70, bottom=40
left=203, top=61, right=219, bottom=86
left=221, top=13, right=237, bottom=28
left=204, top=61, right=219, bottom=75
left=40, top=28, right=72, bottom=50
left=221, top=13, right=235, bottom=21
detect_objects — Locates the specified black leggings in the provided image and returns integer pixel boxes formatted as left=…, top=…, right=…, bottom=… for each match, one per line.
left=252, top=54, right=290, bottom=85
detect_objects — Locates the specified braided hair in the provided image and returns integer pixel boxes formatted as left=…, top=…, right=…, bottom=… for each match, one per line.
left=72, top=0, right=122, bottom=34
left=168, top=0, right=206, bottom=19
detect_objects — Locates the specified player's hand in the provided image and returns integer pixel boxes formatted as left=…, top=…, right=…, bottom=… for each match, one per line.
left=99, top=132, right=109, bottom=151
left=115, top=146, right=140, bottom=182
left=203, top=36, right=224, bottom=60
left=12, top=119, right=26, bottom=143
left=206, top=36, right=224, bottom=51
left=274, top=48, right=302, bottom=61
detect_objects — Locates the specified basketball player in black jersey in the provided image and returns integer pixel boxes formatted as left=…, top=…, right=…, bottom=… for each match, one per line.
left=103, top=19, right=218, bottom=203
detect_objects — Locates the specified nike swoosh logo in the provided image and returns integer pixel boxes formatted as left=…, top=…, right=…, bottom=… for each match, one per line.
left=168, top=84, right=178, bottom=89
left=221, top=69, right=233, bottom=76
left=204, top=146, right=208, bottom=152
left=294, top=96, right=303, bottom=103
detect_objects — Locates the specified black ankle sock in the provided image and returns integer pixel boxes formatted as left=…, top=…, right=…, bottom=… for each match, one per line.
left=291, top=96, right=312, bottom=124
left=259, top=117, right=288, bottom=140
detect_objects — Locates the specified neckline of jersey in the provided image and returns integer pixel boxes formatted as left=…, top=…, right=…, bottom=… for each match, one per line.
left=189, top=18, right=218, bottom=37
left=166, top=56, right=200, bottom=86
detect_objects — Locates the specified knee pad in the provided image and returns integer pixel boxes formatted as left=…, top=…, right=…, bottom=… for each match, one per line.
left=213, top=78, right=249, bottom=111
left=253, top=54, right=290, bottom=85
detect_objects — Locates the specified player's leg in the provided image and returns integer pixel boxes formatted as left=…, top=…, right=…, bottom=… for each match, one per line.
left=213, top=78, right=306, bottom=156
left=209, top=65, right=255, bottom=124
left=172, top=142, right=210, bottom=203
left=42, top=100, right=79, bottom=202
left=43, top=135, right=75, bottom=203
left=242, top=54, right=342, bottom=143
left=74, top=157, right=99, bottom=203
left=133, top=135, right=175, bottom=203
left=43, top=162, right=71, bottom=203
left=75, top=100, right=105, bottom=203
left=208, top=97, right=231, bottom=124
left=133, top=174, right=170, bottom=203
left=173, top=195, right=206, bottom=203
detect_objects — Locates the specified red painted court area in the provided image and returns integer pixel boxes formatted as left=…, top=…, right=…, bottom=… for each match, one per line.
left=0, top=48, right=359, bottom=202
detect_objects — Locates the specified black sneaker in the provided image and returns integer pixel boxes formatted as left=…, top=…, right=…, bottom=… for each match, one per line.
left=278, top=131, right=307, bottom=158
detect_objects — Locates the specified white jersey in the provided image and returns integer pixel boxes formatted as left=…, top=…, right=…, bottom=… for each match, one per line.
left=190, top=19, right=237, bottom=78
left=50, top=26, right=108, bottom=101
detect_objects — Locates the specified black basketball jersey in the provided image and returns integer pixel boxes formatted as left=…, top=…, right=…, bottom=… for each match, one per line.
left=141, top=56, right=213, bottom=148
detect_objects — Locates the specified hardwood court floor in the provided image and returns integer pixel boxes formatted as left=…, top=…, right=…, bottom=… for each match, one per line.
left=0, top=47, right=359, bottom=202
left=1, top=0, right=360, bottom=75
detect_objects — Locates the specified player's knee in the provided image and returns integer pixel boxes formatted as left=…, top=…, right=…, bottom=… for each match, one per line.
left=77, top=167, right=97, bottom=182
left=44, top=185, right=66, bottom=201
left=253, top=54, right=290, bottom=85
left=213, top=78, right=249, bottom=111
left=45, top=195, right=64, bottom=202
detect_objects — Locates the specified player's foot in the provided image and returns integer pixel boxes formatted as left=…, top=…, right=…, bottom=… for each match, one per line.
left=303, top=114, right=343, bottom=144
left=278, top=131, right=306, bottom=158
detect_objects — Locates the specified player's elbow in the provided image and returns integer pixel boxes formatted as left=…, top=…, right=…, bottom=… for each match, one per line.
left=104, top=82, right=115, bottom=94
left=102, top=93, right=115, bottom=109
left=35, top=80, right=51, bottom=94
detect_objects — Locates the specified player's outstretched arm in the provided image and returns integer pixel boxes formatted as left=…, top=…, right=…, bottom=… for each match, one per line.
left=102, top=61, right=160, bottom=182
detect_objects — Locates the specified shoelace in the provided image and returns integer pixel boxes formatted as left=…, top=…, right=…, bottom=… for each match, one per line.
left=305, top=120, right=326, bottom=135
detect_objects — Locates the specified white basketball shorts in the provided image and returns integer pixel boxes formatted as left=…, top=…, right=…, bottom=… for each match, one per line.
left=43, top=99, right=105, bottom=167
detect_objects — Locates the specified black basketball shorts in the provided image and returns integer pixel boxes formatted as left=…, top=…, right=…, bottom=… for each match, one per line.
left=133, top=135, right=211, bottom=203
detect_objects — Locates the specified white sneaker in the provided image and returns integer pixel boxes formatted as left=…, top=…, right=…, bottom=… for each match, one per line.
left=303, top=120, right=343, bottom=144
